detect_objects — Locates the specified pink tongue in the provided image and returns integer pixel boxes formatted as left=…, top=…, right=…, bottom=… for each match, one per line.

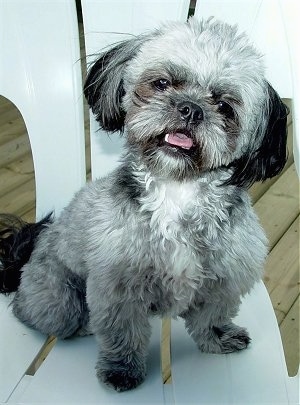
left=165, top=133, right=193, bottom=149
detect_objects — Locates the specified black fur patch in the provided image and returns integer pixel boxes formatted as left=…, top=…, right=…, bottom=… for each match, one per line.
left=84, top=42, right=132, bottom=132
left=225, top=84, right=288, bottom=188
left=84, top=44, right=126, bottom=131
left=97, top=358, right=146, bottom=392
left=111, top=163, right=143, bottom=205
left=0, top=213, right=53, bottom=293
left=84, top=34, right=153, bottom=133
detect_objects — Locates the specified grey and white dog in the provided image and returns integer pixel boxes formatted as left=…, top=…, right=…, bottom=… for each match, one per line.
left=0, top=18, right=288, bottom=392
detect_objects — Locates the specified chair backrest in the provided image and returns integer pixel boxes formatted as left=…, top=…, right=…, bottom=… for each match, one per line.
left=0, top=0, right=298, bottom=219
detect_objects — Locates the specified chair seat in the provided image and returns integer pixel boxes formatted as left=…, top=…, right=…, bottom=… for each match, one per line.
left=1, top=282, right=298, bottom=404
left=170, top=281, right=299, bottom=404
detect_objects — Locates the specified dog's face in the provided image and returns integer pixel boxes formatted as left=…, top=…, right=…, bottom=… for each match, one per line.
left=85, top=18, right=288, bottom=186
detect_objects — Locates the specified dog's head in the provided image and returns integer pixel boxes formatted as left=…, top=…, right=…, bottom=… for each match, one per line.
left=84, top=18, right=288, bottom=186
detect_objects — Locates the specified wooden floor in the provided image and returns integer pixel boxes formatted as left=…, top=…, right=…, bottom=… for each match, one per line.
left=0, top=96, right=299, bottom=377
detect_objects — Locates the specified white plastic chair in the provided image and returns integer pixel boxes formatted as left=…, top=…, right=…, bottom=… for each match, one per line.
left=0, top=0, right=299, bottom=403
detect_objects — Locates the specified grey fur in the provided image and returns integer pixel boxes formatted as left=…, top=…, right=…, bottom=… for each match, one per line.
left=11, top=18, right=288, bottom=391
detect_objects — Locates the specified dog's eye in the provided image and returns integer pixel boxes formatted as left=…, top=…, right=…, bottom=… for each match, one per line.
left=217, top=101, right=234, bottom=118
left=153, top=78, right=171, bottom=91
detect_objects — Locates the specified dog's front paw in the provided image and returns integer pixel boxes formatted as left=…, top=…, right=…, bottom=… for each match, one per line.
left=213, top=324, right=251, bottom=353
left=199, top=323, right=251, bottom=354
left=97, top=360, right=146, bottom=392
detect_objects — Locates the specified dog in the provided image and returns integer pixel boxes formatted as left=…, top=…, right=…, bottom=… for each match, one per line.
left=0, top=18, right=288, bottom=392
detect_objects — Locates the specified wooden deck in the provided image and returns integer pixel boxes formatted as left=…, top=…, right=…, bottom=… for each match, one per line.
left=0, top=96, right=299, bottom=378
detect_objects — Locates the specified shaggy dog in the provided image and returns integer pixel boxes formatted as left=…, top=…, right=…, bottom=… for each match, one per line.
left=0, top=18, right=288, bottom=391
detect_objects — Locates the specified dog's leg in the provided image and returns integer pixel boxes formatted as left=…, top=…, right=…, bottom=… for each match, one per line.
left=94, top=305, right=151, bottom=392
left=182, top=298, right=250, bottom=354
left=87, top=286, right=151, bottom=392
left=12, top=259, right=88, bottom=339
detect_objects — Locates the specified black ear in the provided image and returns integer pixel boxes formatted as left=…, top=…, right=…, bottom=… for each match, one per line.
left=226, top=82, right=289, bottom=188
left=84, top=36, right=148, bottom=132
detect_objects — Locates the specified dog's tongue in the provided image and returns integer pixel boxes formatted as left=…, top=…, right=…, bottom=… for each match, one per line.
left=165, top=133, right=193, bottom=150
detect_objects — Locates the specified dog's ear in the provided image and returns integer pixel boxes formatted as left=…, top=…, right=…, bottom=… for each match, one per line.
left=84, top=36, right=148, bottom=132
left=226, top=82, right=289, bottom=188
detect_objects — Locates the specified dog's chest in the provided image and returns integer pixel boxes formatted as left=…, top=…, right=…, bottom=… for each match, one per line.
left=138, top=180, right=203, bottom=278
left=140, top=181, right=196, bottom=237
left=129, top=177, right=234, bottom=315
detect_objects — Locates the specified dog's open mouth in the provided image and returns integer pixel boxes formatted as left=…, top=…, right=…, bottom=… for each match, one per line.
left=158, top=130, right=195, bottom=153
left=164, top=132, right=194, bottom=150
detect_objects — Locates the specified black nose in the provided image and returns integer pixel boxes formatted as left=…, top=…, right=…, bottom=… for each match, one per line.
left=178, top=101, right=203, bottom=124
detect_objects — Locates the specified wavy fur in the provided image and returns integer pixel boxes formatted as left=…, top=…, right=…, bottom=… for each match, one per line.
left=0, top=18, right=287, bottom=392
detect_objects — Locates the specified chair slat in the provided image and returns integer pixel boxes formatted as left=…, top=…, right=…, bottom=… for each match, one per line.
left=0, top=295, right=48, bottom=403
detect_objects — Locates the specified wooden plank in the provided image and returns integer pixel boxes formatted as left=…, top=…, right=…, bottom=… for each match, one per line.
left=0, top=95, right=22, bottom=117
left=254, top=164, right=299, bottom=249
left=0, top=107, right=25, bottom=126
left=85, top=143, right=91, bottom=178
left=272, top=268, right=299, bottom=325
left=0, top=179, right=35, bottom=216
left=0, top=167, right=33, bottom=197
left=282, top=98, right=292, bottom=127
left=280, top=295, right=300, bottom=377
left=0, top=134, right=31, bottom=167
left=0, top=122, right=26, bottom=145
left=0, top=95, right=12, bottom=113
left=264, top=217, right=299, bottom=293
left=0, top=96, right=27, bottom=145
left=0, top=95, right=17, bottom=109
left=274, top=308, right=286, bottom=326
left=6, top=153, right=34, bottom=175
left=161, top=318, right=172, bottom=384
left=265, top=218, right=299, bottom=324
left=25, top=335, right=57, bottom=376
left=21, top=208, right=36, bottom=223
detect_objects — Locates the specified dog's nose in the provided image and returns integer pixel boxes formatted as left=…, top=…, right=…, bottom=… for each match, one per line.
left=178, top=101, right=203, bottom=124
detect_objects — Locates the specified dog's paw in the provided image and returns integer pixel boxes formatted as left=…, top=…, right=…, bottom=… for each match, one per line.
left=97, top=361, right=146, bottom=392
left=212, top=324, right=251, bottom=353
left=199, top=323, right=251, bottom=354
